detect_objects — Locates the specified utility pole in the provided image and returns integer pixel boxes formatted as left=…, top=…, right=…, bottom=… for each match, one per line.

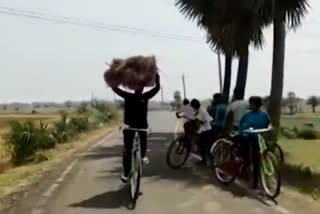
left=182, top=74, right=187, bottom=99
left=217, top=51, right=223, bottom=93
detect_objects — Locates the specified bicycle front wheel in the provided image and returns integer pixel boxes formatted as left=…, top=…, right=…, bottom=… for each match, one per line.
left=273, top=144, right=284, bottom=164
left=131, top=151, right=141, bottom=202
left=260, top=151, right=281, bottom=198
left=166, top=137, right=190, bottom=169
left=212, top=139, right=237, bottom=185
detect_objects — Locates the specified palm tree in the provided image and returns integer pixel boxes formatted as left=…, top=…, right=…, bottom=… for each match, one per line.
left=175, top=0, right=269, bottom=100
left=268, top=0, right=309, bottom=132
left=176, top=0, right=308, bottom=126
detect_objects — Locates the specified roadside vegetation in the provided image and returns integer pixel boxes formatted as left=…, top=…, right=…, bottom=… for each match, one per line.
left=0, top=100, right=120, bottom=201
left=1, top=100, right=119, bottom=168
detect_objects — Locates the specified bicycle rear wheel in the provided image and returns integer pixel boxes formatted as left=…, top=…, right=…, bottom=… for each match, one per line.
left=166, top=137, right=190, bottom=169
left=212, top=139, right=237, bottom=185
left=130, top=151, right=141, bottom=202
left=260, top=151, right=281, bottom=198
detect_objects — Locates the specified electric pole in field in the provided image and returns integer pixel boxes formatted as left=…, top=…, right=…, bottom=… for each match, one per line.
left=182, top=74, right=187, bottom=99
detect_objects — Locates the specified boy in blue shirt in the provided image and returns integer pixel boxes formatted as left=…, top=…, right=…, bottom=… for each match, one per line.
left=237, top=96, right=271, bottom=190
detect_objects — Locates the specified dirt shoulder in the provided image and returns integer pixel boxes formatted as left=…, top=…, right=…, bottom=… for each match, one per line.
left=0, top=122, right=119, bottom=210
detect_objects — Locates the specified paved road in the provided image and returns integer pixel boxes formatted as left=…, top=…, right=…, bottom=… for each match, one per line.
left=5, top=111, right=320, bottom=214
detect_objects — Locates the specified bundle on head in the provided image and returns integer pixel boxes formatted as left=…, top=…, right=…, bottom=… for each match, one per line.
left=104, top=55, right=158, bottom=90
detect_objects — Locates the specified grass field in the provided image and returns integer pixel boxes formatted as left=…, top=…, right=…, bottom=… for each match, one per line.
left=281, top=114, right=320, bottom=129
left=279, top=139, right=320, bottom=172
left=280, top=113, right=320, bottom=198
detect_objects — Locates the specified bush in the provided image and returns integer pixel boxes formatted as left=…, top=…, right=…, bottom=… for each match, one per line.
left=87, top=104, right=118, bottom=125
left=3, top=120, right=57, bottom=165
left=4, top=121, right=38, bottom=165
left=52, top=113, right=74, bottom=143
left=52, top=113, right=92, bottom=143
left=280, top=127, right=297, bottom=139
left=68, top=117, right=90, bottom=133
left=297, top=128, right=319, bottom=140
left=35, top=121, right=57, bottom=149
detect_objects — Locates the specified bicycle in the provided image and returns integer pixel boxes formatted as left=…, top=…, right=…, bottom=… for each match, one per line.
left=166, top=113, right=202, bottom=168
left=121, top=125, right=150, bottom=207
left=211, top=127, right=281, bottom=198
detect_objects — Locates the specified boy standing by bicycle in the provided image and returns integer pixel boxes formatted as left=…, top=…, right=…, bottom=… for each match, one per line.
left=237, top=96, right=271, bottom=190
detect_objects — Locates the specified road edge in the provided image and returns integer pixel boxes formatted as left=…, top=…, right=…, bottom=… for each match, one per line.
left=0, top=126, right=118, bottom=213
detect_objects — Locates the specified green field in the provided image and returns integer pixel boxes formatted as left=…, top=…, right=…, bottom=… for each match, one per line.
left=280, top=114, right=320, bottom=197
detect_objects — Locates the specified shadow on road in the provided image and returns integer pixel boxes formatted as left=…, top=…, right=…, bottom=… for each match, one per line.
left=70, top=185, right=132, bottom=209
left=70, top=132, right=270, bottom=209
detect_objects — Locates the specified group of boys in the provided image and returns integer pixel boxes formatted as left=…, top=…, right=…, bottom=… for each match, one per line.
left=178, top=92, right=272, bottom=190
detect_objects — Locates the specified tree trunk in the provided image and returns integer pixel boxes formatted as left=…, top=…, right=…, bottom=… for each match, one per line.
left=267, top=12, right=286, bottom=140
left=223, top=55, right=232, bottom=103
left=234, top=48, right=249, bottom=100
left=313, top=105, right=316, bottom=113
left=290, top=106, right=293, bottom=115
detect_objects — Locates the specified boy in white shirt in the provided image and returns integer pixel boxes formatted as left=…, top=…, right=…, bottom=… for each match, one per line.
left=176, top=99, right=194, bottom=121
left=190, top=99, right=213, bottom=164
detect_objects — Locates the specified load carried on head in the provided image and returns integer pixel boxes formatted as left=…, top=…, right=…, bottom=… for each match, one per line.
left=104, top=55, right=158, bottom=90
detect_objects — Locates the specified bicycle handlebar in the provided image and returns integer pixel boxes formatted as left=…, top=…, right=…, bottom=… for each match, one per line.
left=243, top=127, right=273, bottom=133
left=120, top=125, right=150, bottom=133
left=176, top=112, right=194, bottom=120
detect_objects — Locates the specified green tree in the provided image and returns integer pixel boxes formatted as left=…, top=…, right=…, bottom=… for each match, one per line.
left=307, top=96, right=319, bottom=113
left=287, top=91, right=297, bottom=115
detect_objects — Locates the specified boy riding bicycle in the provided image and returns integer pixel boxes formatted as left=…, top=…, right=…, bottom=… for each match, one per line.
left=112, top=74, right=160, bottom=183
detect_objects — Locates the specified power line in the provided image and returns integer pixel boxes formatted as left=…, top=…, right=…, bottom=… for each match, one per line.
left=0, top=6, right=204, bottom=43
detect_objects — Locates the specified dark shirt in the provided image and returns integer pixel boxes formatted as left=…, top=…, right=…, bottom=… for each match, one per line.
left=112, top=76, right=160, bottom=128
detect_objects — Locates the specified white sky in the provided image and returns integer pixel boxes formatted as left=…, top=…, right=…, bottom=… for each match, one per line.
left=0, top=0, right=319, bottom=103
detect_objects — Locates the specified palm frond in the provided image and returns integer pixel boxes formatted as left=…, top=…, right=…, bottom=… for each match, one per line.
left=175, top=0, right=309, bottom=56
left=280, top=0, right=310, bottom=29
left=175, top=0, right=207, bottom=21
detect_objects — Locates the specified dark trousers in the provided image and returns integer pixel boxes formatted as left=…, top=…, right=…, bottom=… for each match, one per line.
left=235, top=134, right=260, bottom=188
left=199, top=130, right=212, bottom=162
left=123, top=130, right=147, bottom=176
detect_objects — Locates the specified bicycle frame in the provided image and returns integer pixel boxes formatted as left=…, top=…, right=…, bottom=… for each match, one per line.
left=257, top=134, right=276, bottom=175
left=132, top=133, right=142, bottom=175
